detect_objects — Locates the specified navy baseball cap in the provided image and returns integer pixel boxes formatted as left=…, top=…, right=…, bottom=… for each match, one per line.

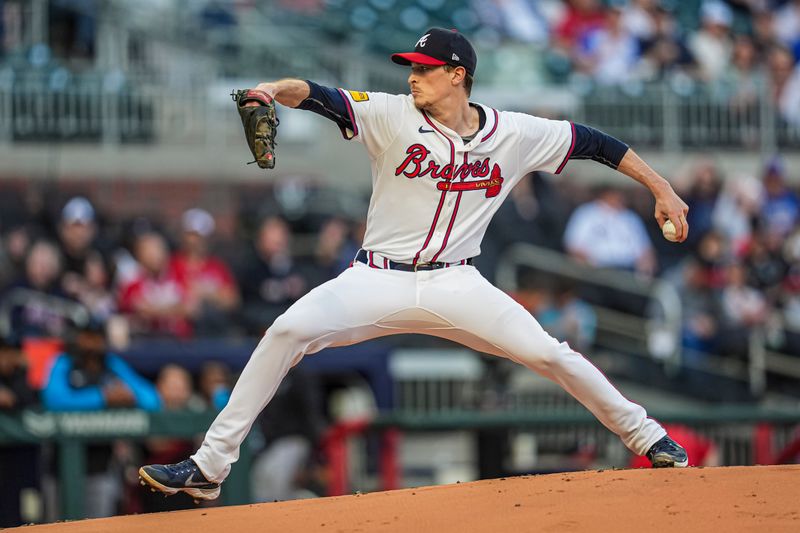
left=391, top=28, right=477, bottom=77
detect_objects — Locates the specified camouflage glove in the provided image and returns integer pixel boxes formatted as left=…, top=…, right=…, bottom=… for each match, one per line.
left=231, top=89, right=279, bottom=169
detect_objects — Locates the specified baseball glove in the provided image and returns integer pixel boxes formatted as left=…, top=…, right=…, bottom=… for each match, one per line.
left=231, top=89, right=279, bottom=169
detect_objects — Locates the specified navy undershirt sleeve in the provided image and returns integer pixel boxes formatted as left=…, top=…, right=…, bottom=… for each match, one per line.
left=296, top=80, right=354, bottom=132
left=570, top=123, right=629, bottom=169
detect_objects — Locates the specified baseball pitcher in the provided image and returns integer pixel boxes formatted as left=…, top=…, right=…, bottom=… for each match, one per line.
left=140, top=28, right=690, bottom=501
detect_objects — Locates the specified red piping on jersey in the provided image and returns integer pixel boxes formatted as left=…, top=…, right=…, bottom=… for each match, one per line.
left=480, top=108, right=499, bottom=142
left=413, top=111, right=454, bottom=266
left=337, top=88, right=359, bottom=137
left=431, top=152, right=468, bottom=262
left=555, top=121, right=576, bottom=174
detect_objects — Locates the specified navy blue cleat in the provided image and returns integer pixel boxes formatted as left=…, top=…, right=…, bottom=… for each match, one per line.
left=139, top=458, right=220, bottom=501
left=646, top=435, right=689, bottom=468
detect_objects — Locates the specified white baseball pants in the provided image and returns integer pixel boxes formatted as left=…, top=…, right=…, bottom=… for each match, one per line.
left=192, top=262, right=666, bottom=482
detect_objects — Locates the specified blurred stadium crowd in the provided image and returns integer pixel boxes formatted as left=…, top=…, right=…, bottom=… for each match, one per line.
left=1, top=0, right=798, bottom=123
left=2, top=152, right=800, bottom=378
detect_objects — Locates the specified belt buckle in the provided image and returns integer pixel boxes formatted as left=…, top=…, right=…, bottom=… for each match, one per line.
left=414, top=261, right=431, bottom=272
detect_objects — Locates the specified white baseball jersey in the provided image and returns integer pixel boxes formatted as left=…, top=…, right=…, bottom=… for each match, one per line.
left=337, top=89, right=575, bottom=264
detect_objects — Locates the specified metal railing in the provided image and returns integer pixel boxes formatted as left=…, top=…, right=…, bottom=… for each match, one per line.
left=390, top=349, right=485, bottom=414
left=0, top=288, right=89, bottom=338
left=0, top=409, right=252, bottom=521
left=0, top=70, right=158, bottom=144
left=495, top=242, right=683, bottom=371
left=756, top=324, right=800, bottom=397
left=574, top=82, right=800, bottom=154
left=2, top=68, right=799, bottom=152
left=494, top=243, right=800, bottom=399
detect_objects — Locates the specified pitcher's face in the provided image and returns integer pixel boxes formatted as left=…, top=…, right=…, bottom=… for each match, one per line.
left=408, top=63, right=454, bottom=109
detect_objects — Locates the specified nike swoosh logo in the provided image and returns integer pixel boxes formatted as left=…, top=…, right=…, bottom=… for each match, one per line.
left=185, top=472, right=217, bottom=488
left=185, top=477, right=217, bottom=488
left=418, top=126, right=434, bottom=134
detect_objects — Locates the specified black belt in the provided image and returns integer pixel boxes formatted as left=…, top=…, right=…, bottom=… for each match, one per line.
left=355, top=249, right=473, bottom=272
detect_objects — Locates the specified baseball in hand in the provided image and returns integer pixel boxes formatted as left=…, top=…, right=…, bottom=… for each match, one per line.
left=662, top=220, right=679, bottom=242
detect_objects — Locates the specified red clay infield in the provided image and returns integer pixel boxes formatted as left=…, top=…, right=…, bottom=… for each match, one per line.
left=14, top=465, right=800, bottom=532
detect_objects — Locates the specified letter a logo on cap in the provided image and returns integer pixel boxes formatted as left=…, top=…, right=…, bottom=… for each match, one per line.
left=416, top=34, right=430, bottom=48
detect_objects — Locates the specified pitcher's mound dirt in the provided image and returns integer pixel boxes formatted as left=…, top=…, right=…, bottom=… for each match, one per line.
left=16, top=465, right=800, bottom=532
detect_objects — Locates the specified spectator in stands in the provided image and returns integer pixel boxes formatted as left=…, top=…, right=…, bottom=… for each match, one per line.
left=636, top=4, right=696, bottom=81
left=576, top=5, right=640, bottom=86
left=546, top=0, right=606, bottom=81
left=775, top=56, right=800, bottom=126
left=48, top=0, right=96, bottom=59
left=759, top=156, right=799, bottom=238
left=239, top=215, right=309, bottom=334
left=513, top=270, right=551, bottom=313
left=42, top=320, right=160, bottom=518
left=679, top=235, right=765, bottom=394
left=472, top=0, right=549, bottom=45
left=717, top=35, right=766, bottom=115
left=564, top=186, right=657, bottom=315
left=564, top=187, right=656, bottom=276
left=112, top=216, right=157, bottom=290
left=744, top=230, right=787, bottom=298
left=718, top=261, right=769, bottom=357
left=694, top=230, right=731, bottom=290
left=0, top=336, right=35, bottom=411
left=536, top=279, right=597, bottom=354
left=553, top=0, right=606, bottom=51
left=0, top=223, right=31, bottom=292
left=778, top=242, right=800, bottom=355
left=0, top=336, right=39, bottom=528
left=139, top=363, right=201, bottom=513
left=499, top=0, right=550, bottom=44
left=682, top=158, right=723, bottom=250
left=118, top=231, right=194, bottom=338
left=58, top=197, right=99, bottom=278
left=170, top=208, right=240, bottom=335
left=767, top=45, right=800, bottom=126
left=621, top=0, right=658, bottom=44
left=57, top=197, right=115, bottom=323
left=688, top=1, right=734, bottom=82
left=712, top=174, right=763, bottom=254
left=676, top=243, right=760, bottom=399
left=156, top=363, right=204, bottom=412
left=676, top=257, right=720, bottom=355
left=299, top=217, right=350, bottom=290
left=201, top=0, right=238, bottom=31
left=3, top=240, right=72, bottom=338
left=251, top=369, right=324, bottom=503
left=198, top=360, right=232, bottom=411
left=773, top=0, right=800, bottom=56
left=752, top=9, right=781, bottom=58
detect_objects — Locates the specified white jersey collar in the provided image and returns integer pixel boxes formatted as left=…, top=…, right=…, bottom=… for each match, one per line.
left=419, top=102, right=497, bottom=150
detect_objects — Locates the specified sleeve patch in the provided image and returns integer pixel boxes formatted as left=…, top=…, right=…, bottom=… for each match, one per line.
left=348, top=90, right=369, bottom=102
